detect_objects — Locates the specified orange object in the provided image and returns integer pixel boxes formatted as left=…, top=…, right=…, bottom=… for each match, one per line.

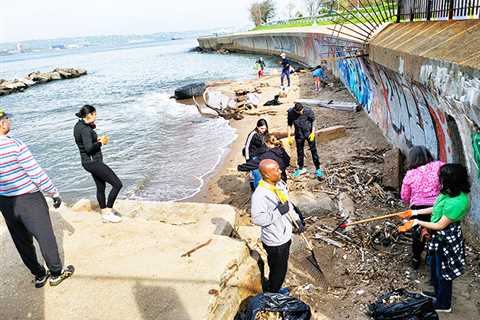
left=398, top=220, right=414, bottom=233
left=398, top=210, right=413, bottom=219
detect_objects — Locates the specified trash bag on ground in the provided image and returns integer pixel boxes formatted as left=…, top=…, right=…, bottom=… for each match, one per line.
left=235, top=293, right=311, bottom=320
left=367, top=289, right=438, bottom=320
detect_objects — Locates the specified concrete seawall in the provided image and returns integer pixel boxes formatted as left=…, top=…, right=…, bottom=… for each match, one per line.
left=198, top=21, right=480, bottom=242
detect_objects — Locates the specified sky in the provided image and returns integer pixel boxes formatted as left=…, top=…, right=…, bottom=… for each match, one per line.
left=1, top=0, right=288, bottom=43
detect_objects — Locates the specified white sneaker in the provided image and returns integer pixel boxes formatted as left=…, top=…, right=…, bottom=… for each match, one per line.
left=102, top=212, right=122, bottom=223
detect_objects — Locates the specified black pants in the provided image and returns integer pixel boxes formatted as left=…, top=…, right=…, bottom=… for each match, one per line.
left=295, top=137, right=320, bottom=169
left=0, top=192, right=63, bottom=277
left=263, top=240, right=291, bottom=293
left=411, top=205, right=432, bottom=265
left=83, top=161, right=122, bottom=209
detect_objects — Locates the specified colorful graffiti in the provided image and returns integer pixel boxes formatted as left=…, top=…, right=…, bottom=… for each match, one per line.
left=336, top=56, right=373, bottom=111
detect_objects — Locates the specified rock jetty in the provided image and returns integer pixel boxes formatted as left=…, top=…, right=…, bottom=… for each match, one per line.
left=0, top=68, right=87, bottom=96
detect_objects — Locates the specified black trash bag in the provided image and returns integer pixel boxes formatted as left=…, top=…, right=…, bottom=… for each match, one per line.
left=235, top=293, right=311, bottom=320
left=368, top=289, right=439, bottom=320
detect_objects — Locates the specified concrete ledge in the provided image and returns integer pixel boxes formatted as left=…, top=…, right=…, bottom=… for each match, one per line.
left=0, top=201, right=259, bottom=320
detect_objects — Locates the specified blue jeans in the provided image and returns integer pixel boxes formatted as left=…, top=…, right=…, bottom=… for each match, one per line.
left=281, top=70, right=290, bottom=87
left=430, top=252, right=452, bottom=308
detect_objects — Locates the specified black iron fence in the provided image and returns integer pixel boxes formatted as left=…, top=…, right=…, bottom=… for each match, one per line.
left=397, top=0, right=480, bottom=22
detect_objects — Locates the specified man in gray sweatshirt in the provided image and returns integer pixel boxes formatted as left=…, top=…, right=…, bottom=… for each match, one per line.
left=251, top=159, right=295, bottom=293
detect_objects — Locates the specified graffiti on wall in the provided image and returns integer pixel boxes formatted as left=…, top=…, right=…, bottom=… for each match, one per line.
left=334, top=53, right=453, bottom=163
left=336, top=56, right=373, bottom=111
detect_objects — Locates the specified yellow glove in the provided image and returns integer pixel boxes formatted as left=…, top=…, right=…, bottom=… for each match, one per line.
left=308, top=132, right=315, bottom=142
left=287, top=136, right=293, bottom=145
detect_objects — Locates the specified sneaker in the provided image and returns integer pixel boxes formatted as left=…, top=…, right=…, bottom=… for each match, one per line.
left=315, top=168, right=324, bottom=178
left=420, top=290, right=436, bottom=299
left=102, top=212, right=123, bottom=223
left=49, top=265, right=75, bottom=287
left=434, top=307, right=452, bottom=313
left=34, top=271, right=50, bottom=288
left=292, top=168, right=307, bottom=177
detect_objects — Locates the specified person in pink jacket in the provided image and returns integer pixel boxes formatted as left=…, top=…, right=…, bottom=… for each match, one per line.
left=401, top=146, right=444, bottom=269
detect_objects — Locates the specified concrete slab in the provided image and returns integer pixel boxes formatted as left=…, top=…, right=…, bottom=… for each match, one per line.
left=0, top=201, right=260, bottom=320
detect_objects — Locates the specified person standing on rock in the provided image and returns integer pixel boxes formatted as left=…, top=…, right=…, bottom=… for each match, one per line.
left=287, top=103, right=323, bottom=178
left=251, top=159, right=302, bottom=293
left=0, top=108, right=74, bottom=288
left=74, top=105, right=123, bottom=223
left=279, top=53, right=291, bottom=88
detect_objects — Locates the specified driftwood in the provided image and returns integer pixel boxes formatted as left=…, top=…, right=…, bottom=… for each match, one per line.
left=181, top=239, right=212, bottom=257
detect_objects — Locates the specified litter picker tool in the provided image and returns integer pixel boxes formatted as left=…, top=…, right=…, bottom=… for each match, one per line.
left=333, top=210, right=410, bottom=231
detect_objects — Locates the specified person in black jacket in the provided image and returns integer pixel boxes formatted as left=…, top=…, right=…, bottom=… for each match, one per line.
left=259, top=134, right=290, bottom=182
left=243, top=119, right=269, bottom=190
left=73, top=105, right=122, bottom=223
left=244, top=118, right=268, bottom=161
left=287, top=103, right=323, bottom=178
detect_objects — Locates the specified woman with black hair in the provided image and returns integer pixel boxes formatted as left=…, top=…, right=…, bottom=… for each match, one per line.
left=399, top=164, right=470, bottom=313
left=400, top=146, right=444, bottom=268
left=73, top=105, right=123, bottom=223
left=243, top=119, right=269, bottom=190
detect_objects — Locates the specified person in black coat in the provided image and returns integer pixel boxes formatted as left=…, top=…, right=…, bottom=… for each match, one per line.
left=243, top=118, right=269, bottom=161
left=73, top=105, right=123, bottom=223
left=259, top=134, right=290, bottom=182
left=238, top=134, right=291, bottom=184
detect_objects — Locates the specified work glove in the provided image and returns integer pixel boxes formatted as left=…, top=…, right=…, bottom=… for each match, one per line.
left=53, top=196, right=62, bottom=209
left=293, top=219, right=305, bottom=234
left=287, top=136, right=294, bottom=146
left=276, top=201, right=290, bottom=215
left=398, top=209, right=417, bottom=219
left=308, top=132, right=315, bottom=142
left=398, top=219, right=418, bottom=233
left=420, top=227, right=431, bottom=242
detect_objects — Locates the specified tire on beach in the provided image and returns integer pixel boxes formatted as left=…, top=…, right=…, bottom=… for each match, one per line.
left=174, top=82, right=206, bottom=100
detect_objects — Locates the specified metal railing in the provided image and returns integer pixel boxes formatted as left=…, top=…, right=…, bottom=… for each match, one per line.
left=397, top=0, right=480, bottom=22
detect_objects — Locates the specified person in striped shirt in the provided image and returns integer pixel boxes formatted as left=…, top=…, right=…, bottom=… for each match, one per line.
left=0, top=108, right=74, bottom=288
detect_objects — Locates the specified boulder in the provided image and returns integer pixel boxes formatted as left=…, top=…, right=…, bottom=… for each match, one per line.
left=338, top=192, right=355, bottom=217
left=28, top=71, right=50, bottom=83
left=289, top=191, right=335, bottom=217
left=174, top=82, right=206, bottom=99
left=383, top=148, right=403, bottom=190
left=71, top=198, right=93, bottom=213
left=49, top=72, right=62, bottom=80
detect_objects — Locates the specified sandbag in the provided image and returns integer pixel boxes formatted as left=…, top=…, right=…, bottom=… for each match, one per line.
left=235, top=293, right=311, bottom=320
left=368, top=289, right=438, bottom=320
left=174, top=82, right=206, bottom=99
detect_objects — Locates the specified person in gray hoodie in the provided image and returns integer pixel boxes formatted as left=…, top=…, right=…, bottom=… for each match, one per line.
left=251, top=159, right=296, bottom=293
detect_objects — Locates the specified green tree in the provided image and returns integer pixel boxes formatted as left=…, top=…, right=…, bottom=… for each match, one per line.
left=249, top=0, right=276, bottom=26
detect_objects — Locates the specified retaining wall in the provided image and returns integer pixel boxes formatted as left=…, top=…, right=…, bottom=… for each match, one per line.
left=198, top=22, right=480, bottom=241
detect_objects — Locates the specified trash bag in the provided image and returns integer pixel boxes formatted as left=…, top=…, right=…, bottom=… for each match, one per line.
left=368, top=289, right=438, bottom=320
left=235, top=293, right=311, bottom=320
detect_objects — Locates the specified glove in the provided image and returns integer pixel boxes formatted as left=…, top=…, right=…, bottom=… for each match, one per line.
left=276, top=201, right=290, bottom=215
left=53, top=196, right=62, bottom=209
left=308, top=132, right=315, bottom=142
left=398, top=209, right=417, bottom=219
left=420, top=227, right=431, bottom=242
left=294, top=220, right=305, bottom=234
left=287, top=136, right=294, bottom=146
left=398, top=219, right=418, bottom=233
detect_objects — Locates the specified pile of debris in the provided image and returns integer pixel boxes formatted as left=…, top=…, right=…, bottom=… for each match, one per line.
left=0, top=68, right=87, bottom=96
left=198, top=85, right=280, bottom=120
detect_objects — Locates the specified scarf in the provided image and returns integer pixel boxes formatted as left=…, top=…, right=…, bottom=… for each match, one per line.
left=258, top=180, right=288, bottom=204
